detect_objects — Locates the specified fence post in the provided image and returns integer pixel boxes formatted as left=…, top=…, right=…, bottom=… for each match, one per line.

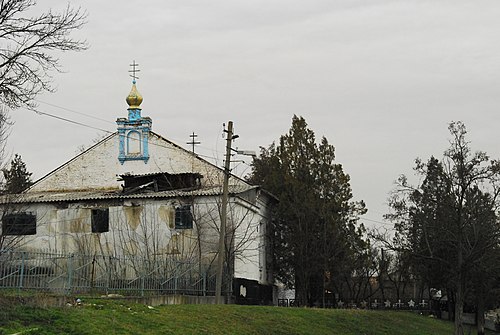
left=203, top=272, right=206, bottom=296
left=18, top=251, right=26, bottom=291
left=67, top=254, right=73, bottom=294
left=141, top=274, right=145, bottom=297
left=106, top=256, right=111, bottom=295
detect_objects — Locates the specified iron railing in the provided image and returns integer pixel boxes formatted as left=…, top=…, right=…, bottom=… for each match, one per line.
left=0, top=250, right=219, bottom=296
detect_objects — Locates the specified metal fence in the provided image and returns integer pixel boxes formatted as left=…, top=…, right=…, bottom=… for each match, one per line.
left=0, top=250, right=218, bottom=296
left=277, top=298, right=432, bottom=310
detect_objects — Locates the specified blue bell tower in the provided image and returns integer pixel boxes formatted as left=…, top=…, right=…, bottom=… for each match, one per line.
left=116, top=61, right=151, bottom=164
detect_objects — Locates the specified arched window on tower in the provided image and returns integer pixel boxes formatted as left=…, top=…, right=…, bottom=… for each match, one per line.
left=127, top=131, right=141, bottom=155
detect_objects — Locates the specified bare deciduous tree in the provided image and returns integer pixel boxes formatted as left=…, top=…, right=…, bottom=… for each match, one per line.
left=0, top=0, right=88, bottom=109
left=384, top=122, right=500, bottom=335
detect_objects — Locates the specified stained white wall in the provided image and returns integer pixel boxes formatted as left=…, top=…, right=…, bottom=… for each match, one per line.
left=2, top=192, right=273, bottom=285
left=29, top=132, right=240, bottom=192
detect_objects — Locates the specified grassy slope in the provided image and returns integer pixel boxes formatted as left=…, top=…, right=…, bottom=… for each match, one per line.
left=0, top=299, right=496, bottom=335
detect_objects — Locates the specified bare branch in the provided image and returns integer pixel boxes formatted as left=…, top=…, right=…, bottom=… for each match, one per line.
left=0, top=0, right=87, bottom=109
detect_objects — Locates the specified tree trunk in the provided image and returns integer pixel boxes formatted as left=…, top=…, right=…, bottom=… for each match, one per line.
left=476, top=292, right=485, bottom=335
left=454, top=284, right=464, bottom=335
left=448, top=288, right=455, bottom=321
left=295, top=272, right=308, bottom=306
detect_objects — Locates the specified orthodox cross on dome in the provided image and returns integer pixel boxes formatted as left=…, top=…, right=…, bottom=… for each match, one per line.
left=129, top=60, right=140, bottom=83
left=126, top=60, right=143, bottom=111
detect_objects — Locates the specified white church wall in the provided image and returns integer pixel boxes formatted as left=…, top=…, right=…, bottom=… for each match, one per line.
left=0, top=194, right=267, bottom=283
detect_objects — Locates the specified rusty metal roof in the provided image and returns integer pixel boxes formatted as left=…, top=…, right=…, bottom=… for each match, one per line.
left=2, top=184, right=257, bottom=204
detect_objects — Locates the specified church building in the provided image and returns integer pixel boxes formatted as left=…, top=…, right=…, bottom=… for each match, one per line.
left=0, top=72, right=275, bottom=304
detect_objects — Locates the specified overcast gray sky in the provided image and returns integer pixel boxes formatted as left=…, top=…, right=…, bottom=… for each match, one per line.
left=7, top=0, right=500, bottom=229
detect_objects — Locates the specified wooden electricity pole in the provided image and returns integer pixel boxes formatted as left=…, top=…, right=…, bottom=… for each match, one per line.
left=215, top=121, right=234, bottom=304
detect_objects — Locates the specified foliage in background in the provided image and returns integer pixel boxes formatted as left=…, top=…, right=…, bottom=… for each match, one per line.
left=2, top=154, right=33, bottom=194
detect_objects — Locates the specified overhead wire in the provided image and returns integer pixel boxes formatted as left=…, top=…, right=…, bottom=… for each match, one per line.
left=361, top=216, right=394, bottom=227
left=23, top=104, right=222, bottom=163
left=30, top=99, right=234, bottom=162
left=35, top=99, right=115, bottom=125
left=27, top=107, right=113, bottom=134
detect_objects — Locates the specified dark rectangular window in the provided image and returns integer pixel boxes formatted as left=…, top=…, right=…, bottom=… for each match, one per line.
left=91, top=208, right=109, bottom=233
left=2, top=213, right=36, bottom=235
left=175, top=205, right=193, bottom=229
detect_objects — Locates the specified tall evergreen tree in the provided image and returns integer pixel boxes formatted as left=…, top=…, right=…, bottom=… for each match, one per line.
left=248, top=115, right=367, bottom=305
left=3, top=154, right=33, bottom=194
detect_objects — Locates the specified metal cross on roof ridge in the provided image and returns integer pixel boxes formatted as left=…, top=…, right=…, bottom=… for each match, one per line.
left=187, top=132, right=201, bottom=154
left=129, top=60, right=140, bottom=83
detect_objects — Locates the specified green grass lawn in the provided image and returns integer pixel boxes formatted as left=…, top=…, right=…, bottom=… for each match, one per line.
left=0, top=298, right=496, bottom=335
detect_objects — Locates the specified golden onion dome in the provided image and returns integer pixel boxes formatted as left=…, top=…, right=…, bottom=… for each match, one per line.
left=126, top=81, right=143, bottom=109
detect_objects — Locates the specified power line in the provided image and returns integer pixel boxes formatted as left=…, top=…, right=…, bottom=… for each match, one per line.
left=29, top=99, right=226, bottom=161
left=361, top=217, right=395, bottom=227
left=34, top=99, right=114, bottom=124
left=27, top=107, right=113, bottom=134
left=23, top=106, right=215, bottom=158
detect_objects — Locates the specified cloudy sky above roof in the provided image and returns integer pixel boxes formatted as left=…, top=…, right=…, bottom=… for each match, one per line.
left=8, top=0, right=500, bottom=229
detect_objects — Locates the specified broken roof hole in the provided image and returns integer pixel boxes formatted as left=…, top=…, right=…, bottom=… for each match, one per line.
left=118, top=172, right=203, bottom=194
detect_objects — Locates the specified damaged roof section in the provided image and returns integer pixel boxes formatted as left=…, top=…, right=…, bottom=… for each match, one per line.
left=1, top=184, right=258, bottom=204
left=118, top=172, right=203, bottom=194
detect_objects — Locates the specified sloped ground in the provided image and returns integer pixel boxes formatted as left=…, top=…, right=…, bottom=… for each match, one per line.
left=0, top=298, right=496, bottom=335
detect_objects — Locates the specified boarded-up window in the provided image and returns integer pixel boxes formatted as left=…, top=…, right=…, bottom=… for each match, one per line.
left=2, top=213, right=36, bottom=235
left=91, top=208, right=109, bottom=233
left=175, top=205, right=193, bottom=229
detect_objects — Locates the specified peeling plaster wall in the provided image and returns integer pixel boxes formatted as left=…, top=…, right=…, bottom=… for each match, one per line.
left=3, top=199, right=214, bottom=259
left=123, top=205, right=143, bottom=231
left=2, top=193, right=272, bottom=286
left=29, top=133, right=243, bottom=193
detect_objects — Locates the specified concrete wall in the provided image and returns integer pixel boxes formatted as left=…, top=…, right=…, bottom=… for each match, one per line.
left=130, top=294, right=217, bottom=306
left=0, top=294, right=217, bottom=308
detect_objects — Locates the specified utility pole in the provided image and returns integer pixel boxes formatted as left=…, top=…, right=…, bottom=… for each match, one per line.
left=215, top=121, right=235, bottom=304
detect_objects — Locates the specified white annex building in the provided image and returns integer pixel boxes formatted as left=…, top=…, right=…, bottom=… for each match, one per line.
left=0, top=75, right=275, bottom=304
